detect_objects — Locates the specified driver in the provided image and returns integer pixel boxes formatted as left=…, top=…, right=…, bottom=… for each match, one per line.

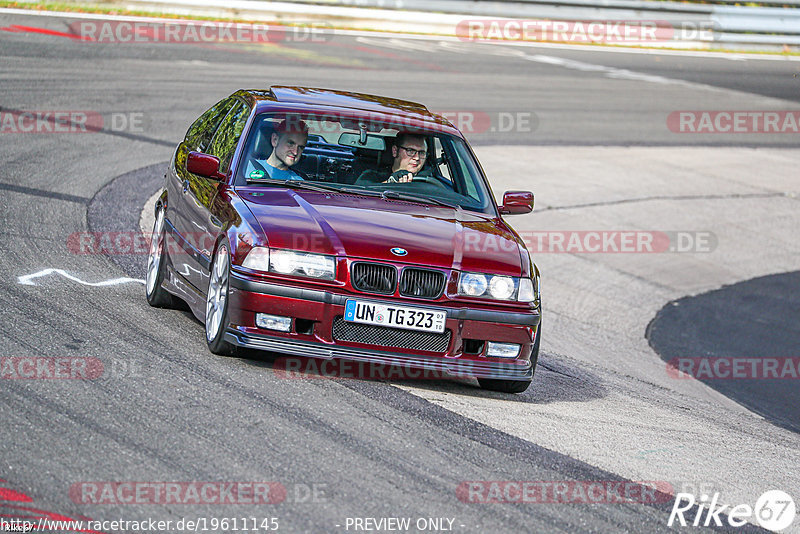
left=246, top=118, right=308, bottom=180
left=355, top=132, right=429, bottom=185
left=383, top=133, right=428, bottom=183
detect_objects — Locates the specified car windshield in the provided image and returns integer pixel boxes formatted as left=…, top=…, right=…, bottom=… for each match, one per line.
left=233, top=112, right=494, bottom=214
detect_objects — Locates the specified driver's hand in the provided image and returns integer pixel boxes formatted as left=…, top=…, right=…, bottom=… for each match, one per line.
left=385, top=170, right=414, bottom=183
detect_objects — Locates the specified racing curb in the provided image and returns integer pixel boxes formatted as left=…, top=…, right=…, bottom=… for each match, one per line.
left=88, top=161, right=166, bottom=280
left=30, top=0, right=490, bottom=37
left=47, top=0, right=725, bottom=51
left=140, top=189, right=161, bottom=236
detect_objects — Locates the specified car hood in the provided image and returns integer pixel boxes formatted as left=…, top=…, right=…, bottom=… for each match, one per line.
left=239, top=189, right=524, bottom=275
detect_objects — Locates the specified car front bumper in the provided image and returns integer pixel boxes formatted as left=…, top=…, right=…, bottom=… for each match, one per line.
left=226, top=272, right=540, bottom=381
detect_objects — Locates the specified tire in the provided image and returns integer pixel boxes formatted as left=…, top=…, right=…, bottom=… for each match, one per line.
left=145, top=206, right=176, bottom=308
left=478, top=323, right=541, bottom=394
left=205, top=240, right=237, bottom=356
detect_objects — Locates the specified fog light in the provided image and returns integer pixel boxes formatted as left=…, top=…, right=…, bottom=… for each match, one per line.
left=486, top=342, right=520, bottom=358
left=256, top=313, right=291, bottom=332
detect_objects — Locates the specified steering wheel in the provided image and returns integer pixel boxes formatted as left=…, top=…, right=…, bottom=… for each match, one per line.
left=411, top=175, right=448, bottom=189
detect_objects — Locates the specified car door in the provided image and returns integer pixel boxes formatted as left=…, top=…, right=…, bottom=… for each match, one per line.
left=181, top=99, right=250, bottom=293
left=168, top=97, right=236, bottom=292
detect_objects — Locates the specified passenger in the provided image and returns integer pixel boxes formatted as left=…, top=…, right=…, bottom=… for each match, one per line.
left=246, top=118, right=308, bottom=180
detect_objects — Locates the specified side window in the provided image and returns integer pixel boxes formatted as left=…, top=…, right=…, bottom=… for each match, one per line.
left=207, top=101, right=249, bottom=174
left=451, top=139, right=488, bottom=206
left=438, top=136, right=480, bottom=201
left=184, top=97, right=236, bottom=152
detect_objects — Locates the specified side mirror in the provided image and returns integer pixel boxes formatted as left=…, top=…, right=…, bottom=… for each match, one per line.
left=187, top=151, right=224, bottom=180
left=499, top=191, right=534, bottom=215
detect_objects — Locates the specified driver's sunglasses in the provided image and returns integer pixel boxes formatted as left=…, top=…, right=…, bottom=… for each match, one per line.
left=399, top=146, right=427, bottom=159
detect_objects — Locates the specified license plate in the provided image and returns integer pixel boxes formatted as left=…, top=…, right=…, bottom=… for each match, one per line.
left=344, top=300, right=446, bottom=333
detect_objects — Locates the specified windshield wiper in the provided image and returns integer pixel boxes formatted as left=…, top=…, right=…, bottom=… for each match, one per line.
left=245, top=177, right=342, bottom=193
left=339, top=187, right=382, bottom=197
left=381, top=190, right=458, bottom=209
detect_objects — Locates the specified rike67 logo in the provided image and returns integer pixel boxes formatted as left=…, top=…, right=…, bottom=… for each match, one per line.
left=669, top=490, right=795, bottom=531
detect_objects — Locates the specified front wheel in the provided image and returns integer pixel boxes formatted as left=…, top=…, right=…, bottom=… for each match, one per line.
left=145, top=206, right=176, bottom=308
left=205, top=240, right=237, bottom=356
left=478, top=324, right=541, bottom=394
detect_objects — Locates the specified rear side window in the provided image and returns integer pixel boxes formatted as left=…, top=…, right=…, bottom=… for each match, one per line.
left=184, top=97, right=236, bottom=152
left=207, top=101, right=250, bottom=174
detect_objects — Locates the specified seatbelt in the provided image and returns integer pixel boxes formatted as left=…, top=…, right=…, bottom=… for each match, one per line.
left=249, top=159, right=270, bottom=177
left=250, top=159, right=306, bottom=181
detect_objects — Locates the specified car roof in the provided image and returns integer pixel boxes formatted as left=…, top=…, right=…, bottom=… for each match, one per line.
left=237, top=86, right=461, bottom=136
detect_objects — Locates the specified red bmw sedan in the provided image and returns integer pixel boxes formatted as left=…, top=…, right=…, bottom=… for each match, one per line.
left=146, top=86, right=541, bottom=393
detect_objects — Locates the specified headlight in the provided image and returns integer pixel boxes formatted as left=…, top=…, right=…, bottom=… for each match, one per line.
left=459, top=273, right=488, bottom=296
left=270, top=250, right=296, bottom=274
left=270, top=250, right=336, bottom=280
left=517, top=266, right=541, bottom=303
left=489, top=276, right=515, bottom=300
left=242, top=247, right=336, bottom=280
left=458, top=271, right=537, bottom=302
left=242, top=246, right=270, bottom=271
left=517, top=278, right=535, bottom=302
left=297, top=252, right=335, bottom=279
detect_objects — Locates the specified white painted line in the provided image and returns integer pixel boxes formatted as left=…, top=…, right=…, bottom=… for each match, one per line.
left=522, top=52, right=728, bottom=91
left=384, top=38, right=441, bottom=53
left=356, top=36, right=443, bottom=53
left=18, top=269, right=145, bottom=287
left=436, top=41, right=474, bottom=53
left=372, top=37, right=728, bottom=91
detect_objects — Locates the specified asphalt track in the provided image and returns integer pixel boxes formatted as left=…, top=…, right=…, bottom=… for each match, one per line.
left=1, top=9, right=799, bottom=534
